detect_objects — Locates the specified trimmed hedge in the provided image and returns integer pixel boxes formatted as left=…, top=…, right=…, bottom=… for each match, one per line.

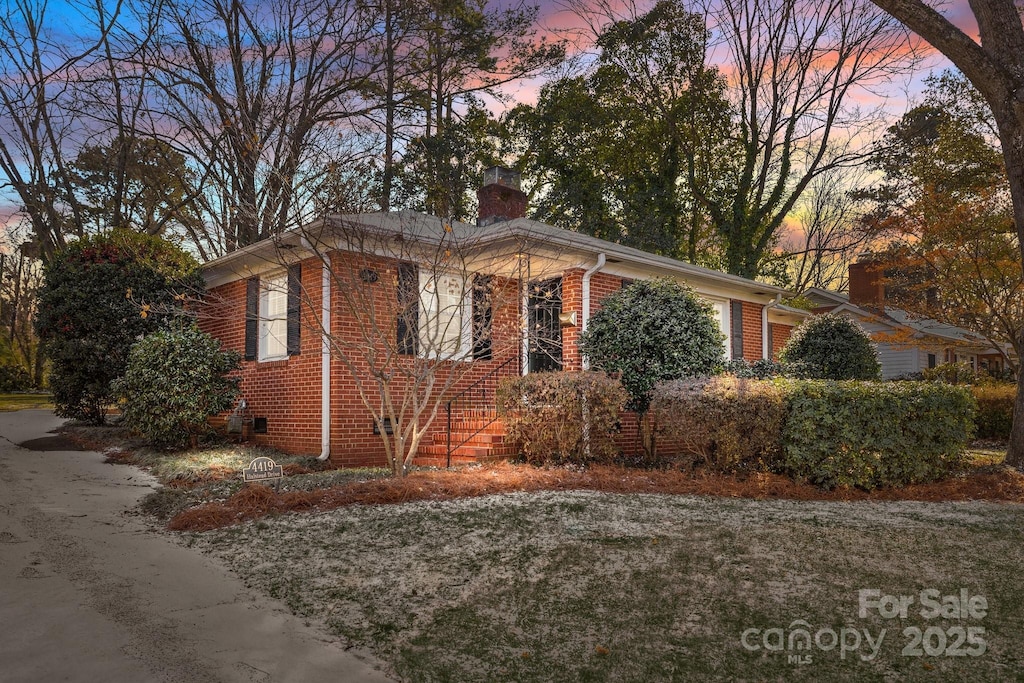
left=782, top=380, right=975, bottom=490
left=497, top=372, right=626, bottom=465
left=651, top=376, right=785, bottom=472
left=971, top=384, right=1014, bottom=440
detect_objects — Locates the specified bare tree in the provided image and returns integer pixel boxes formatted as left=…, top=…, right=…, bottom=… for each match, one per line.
left=866, top=0, right=1024, bottom=467
left=131, top=0, right=386, bottom=253
left=0, top=221, right=44, bottom=383
left=785, top=169, right=871, bottom=292
left=551, top=0, right=918, bottom=280
left=0, top=0, right=121, bottom=258
left=696, top=0, right=920, bottom=279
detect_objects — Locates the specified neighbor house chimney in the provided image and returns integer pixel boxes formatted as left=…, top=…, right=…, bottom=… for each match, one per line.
left=848, top=253, right=885, bottom=309
left=477, top=166, right=527, bottom=226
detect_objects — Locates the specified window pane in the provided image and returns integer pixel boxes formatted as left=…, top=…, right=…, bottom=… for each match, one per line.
left=709, top=300, right=731, bottom=358
left=260, top=274, right=288, bottom=360
left=419, top=271, right=464, bottom=355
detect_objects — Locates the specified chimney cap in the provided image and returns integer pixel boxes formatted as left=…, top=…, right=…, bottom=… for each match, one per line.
left=482, top=166, right=521, bottom=191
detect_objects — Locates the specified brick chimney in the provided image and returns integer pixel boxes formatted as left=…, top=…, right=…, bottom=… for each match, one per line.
left=477, top=166, right=527, bottom=226
left=848, top=253, right=885, bottom=309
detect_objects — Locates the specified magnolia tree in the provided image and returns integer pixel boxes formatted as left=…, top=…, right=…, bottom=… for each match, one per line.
left=232, top=214, right=567, bottom=476
left=579, top=278, right=725, bottom=456
left=35, top=230, right=203, bottom=423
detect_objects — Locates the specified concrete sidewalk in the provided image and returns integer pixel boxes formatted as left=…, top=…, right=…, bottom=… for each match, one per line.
left=0, top=410, right=392, bottom=683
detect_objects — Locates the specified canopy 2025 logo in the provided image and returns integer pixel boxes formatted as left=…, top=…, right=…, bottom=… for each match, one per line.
left=740, top=588, right=988, bottom=666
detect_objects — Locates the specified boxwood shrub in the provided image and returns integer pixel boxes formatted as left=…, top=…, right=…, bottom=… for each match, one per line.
left=782, top=380, right=975, bottom=490
left=971, top=384, right=1014, bottom=440
left=115, top=324, right=241, bottom=449
left=651, top=376, right=786, bottom=472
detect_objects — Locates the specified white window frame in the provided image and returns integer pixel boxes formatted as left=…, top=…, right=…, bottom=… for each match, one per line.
left=259, top=272, right=289, bottom=362
left=417, top=269, right=472, bottom=359
left=708, top=298, right=732, bottom=360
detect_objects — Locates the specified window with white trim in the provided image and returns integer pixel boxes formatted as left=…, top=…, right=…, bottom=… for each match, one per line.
left=259, top=272, right=288, bottom=361
left=418, top=270, right=469, bottom=357
left=709, top=299, right=732, bottom=359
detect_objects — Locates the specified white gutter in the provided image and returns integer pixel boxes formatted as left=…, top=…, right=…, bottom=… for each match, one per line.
left=580, top=253, right=607, bottom=370
left=301, top=236, right=332, bottom=461
left=762, top=294, right=782, bottom=360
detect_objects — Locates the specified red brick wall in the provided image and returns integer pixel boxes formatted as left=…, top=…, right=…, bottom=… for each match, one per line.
left=589, top=272, right=624, bottom=313
left=770, top=324, right=793, bottom=359
left=562, top=269, right=584, bottom=371
left=200, top=251, right=523, bottom=467
left=739, top=300, right=765, bottom=361
left=477, top=183, right=527, bottom=223
left=561, top=270, right=628, bottom=371
left=200, top=259, right=324, bottom=457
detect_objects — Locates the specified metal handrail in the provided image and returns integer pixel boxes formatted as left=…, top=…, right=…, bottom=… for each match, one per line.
left=446, top=356, right=518, bottom=467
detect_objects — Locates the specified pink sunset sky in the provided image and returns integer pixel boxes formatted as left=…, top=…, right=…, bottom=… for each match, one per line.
left=505, top=0, right=981, bottom=108
left=0, top=0, right=992, bottom=244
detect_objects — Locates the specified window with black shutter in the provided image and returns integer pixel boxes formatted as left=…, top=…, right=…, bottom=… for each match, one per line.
left=244, top=277, right=259, bottom=361
left=244, top=269, right=302, bottom=362
left=730, top=300, right=744, bottom=360
left=286, top=264, right=301, bottom=356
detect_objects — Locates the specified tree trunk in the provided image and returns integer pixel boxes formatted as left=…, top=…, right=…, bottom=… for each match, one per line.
left=993, top=111, right=1024, bottom=467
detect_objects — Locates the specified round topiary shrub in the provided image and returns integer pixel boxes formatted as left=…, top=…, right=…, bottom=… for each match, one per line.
left=115, top=324, right=241, bottom=449
left=580, top=278, right=725, bottom=415
left=779, top=313, right=881, bottom=380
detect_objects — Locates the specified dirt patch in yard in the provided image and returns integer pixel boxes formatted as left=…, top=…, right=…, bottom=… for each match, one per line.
left=168, top=462, right=1024, bottom=532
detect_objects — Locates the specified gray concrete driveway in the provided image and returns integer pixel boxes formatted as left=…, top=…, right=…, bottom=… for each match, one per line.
left=0, top=410, right=392, bottom=683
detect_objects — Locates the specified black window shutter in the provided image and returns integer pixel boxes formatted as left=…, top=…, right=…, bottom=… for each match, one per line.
left=766, top=322, right=775, bottom=359
left=472, top=274, right=493, bottom=360
left=397, top=262, right=419, bottom=355
left=244, top=277, right=259, bottom=361
left=731, top=300, right=744, bottom=360
left=287, top=264, right=301, bottom=356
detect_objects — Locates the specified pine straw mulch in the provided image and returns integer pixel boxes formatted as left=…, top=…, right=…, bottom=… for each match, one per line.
left=167, top=462, right=1024, bottom=532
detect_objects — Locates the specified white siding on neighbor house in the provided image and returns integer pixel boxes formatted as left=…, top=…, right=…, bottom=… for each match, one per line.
left=835, top=312, right=917, bottom=379
left=876, top=344, right=920, bottom=379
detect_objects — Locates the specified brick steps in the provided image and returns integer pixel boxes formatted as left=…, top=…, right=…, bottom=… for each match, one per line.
left=412, top=413, right=517, bottom=467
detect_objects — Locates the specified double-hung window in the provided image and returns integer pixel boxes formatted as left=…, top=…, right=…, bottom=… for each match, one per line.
left=398, top=263, right=486, bottom=359
left=419, top=270, right=467, bottom=356
left=259, top=273, right=289, bottom=361
left=244, top=265, right=302, bottom=362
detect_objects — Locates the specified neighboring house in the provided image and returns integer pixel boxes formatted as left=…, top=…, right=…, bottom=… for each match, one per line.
left=804, top=257, right=1009, bottom=379
left=200, top=167, right=801, bottom=466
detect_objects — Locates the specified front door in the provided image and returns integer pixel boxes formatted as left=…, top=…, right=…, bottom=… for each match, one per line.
left=528, top=277, right=562, bottom=373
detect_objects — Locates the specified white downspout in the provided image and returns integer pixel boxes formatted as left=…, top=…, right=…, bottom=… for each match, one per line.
left=580, top=253, right=607, bottom=370
left=317, top=259, right=331, bottom=460
left=763, top=294, right=782, bottom=360
left=301, top=236, right=332, bottom=461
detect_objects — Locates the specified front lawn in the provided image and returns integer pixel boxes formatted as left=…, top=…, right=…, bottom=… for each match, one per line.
left=189, top=491, right=1023, bottom=682
left=61, top=421, right=1023, bottom=680
left=0, top=393, right=52, bottom=411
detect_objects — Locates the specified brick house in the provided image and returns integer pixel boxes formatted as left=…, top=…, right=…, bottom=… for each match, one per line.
left=199, top=168, right=804, bottom=467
